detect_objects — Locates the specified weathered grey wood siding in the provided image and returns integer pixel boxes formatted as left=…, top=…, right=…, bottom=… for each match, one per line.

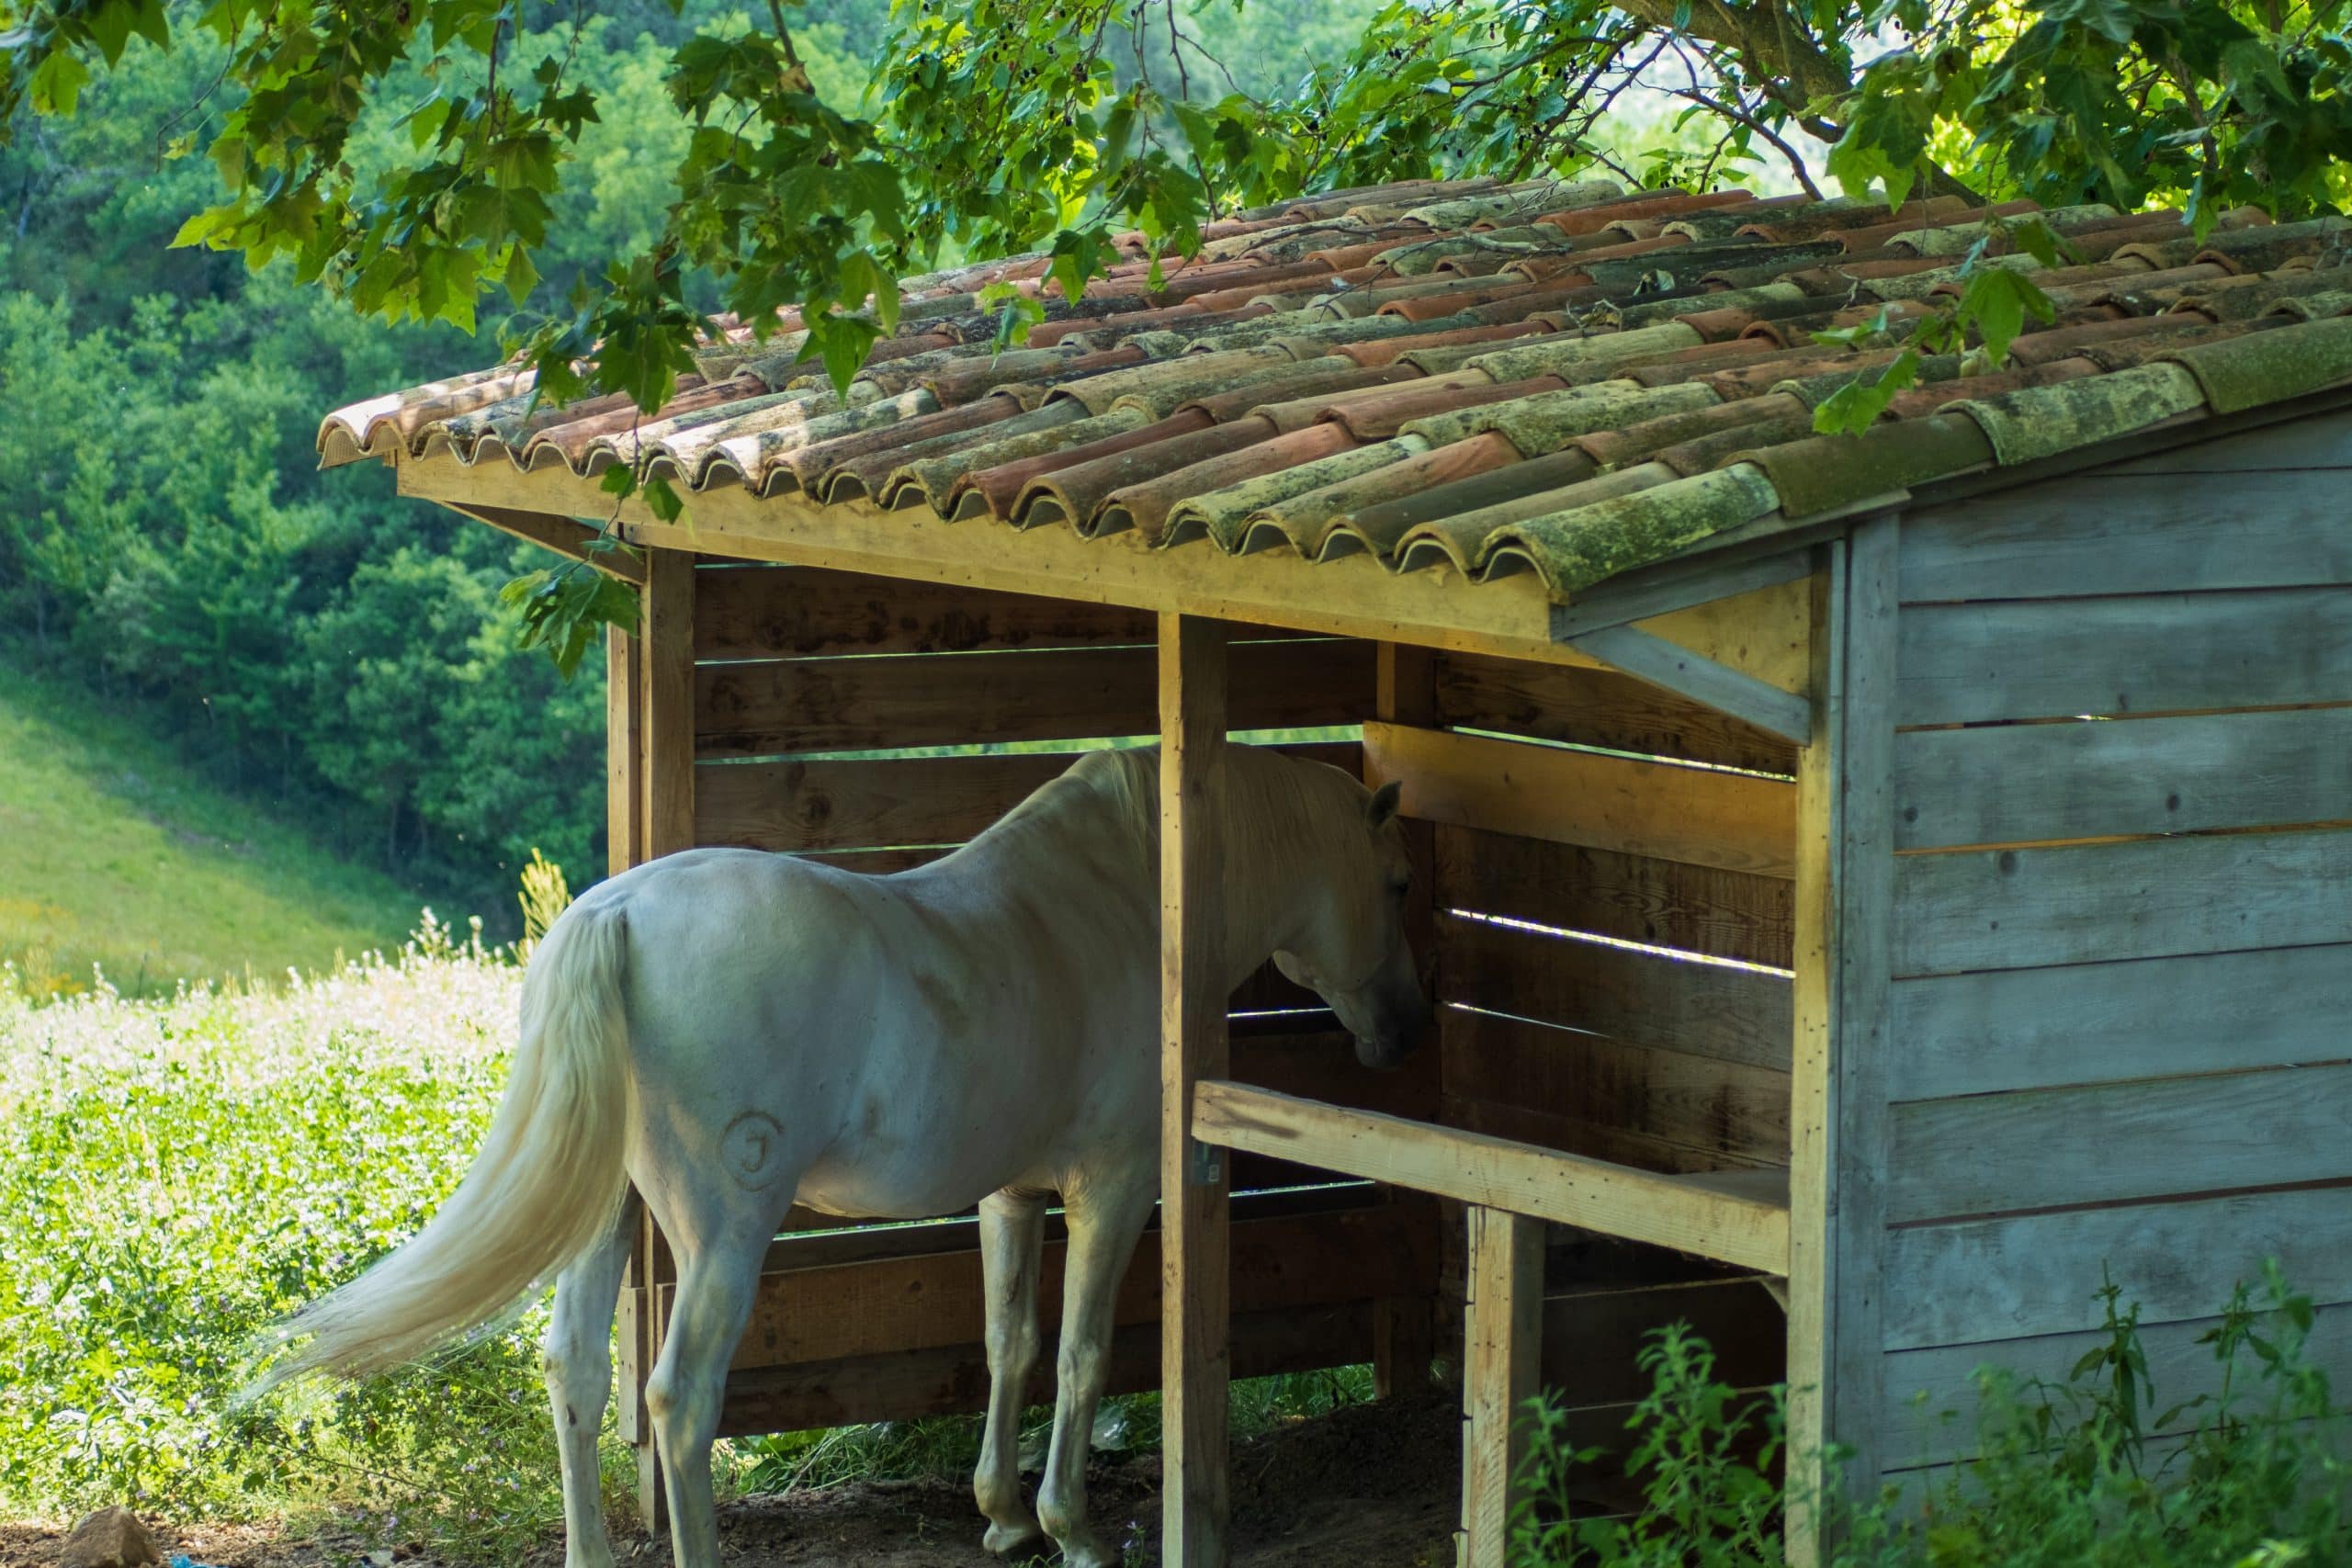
left=1860, top=407, right=2352, bottom=1496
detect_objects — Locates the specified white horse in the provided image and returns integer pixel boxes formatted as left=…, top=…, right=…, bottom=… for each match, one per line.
left=265, top=743, right=1429, bottom=1568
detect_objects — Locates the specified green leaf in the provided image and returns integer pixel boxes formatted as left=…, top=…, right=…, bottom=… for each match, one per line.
left=1812, top=349, right=1920, bottom=435
left=642, top=477, right=684, bottom=524
left=1828, top=54, right=1936, bottom=209
left=1956, top=265, right=2055, bottom=365
left=503, top=244, right=538, bottom=306
left=29, top=51, right=91, bottom=117
left=168, top=208, right=233, bottom=250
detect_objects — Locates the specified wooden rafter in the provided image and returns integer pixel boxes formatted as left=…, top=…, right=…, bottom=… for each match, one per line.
left=445, top=502, right=645, bottom=583
left=1566, top=622, right=1815, bottom=746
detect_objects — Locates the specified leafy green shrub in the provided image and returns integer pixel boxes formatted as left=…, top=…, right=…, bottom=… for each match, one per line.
left=1511, top=1269, right=2348, bottom=1568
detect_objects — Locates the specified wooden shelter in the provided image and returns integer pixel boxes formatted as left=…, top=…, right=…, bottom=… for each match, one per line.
left=321, top=176, right=2352, bottom=1564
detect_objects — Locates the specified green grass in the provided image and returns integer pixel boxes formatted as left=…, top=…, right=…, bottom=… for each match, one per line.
left=0, top=926, right=585, bottom=1551
left=0, top=665, right=419, bottom=999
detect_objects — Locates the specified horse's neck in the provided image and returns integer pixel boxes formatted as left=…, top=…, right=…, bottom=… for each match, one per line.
left=946, top=756, right=1310, bottom=990
left=945, top=775, right=1160, bottom=935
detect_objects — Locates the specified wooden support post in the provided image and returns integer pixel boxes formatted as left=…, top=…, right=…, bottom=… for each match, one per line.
left=618, top=556, right=692, bottom=1529
left=641, top=547, right=696, bottom=858
left=1787, top=523, right=1896, bottom=1562
left=1374, top=641, right=1442, bottom=1398
left=607, top=625, right=646, bottom=875
left=1460, top=1206, right=1543, bottom=1568
left=626, top=1210, right=673, bottom=1533
left=1161, top=612, right=1231, bottom=1568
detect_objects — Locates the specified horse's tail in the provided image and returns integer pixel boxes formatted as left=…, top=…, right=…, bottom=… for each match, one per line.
left=261, top=900, right=635, bottom=1383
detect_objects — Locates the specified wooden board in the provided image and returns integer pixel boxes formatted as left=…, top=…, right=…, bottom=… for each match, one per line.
left=753, top=1182, right=1391, bottom=1274
left=1566, top=622, right=1812, bottom=747
left=1898, top=472, right=2352, bottom=604
left=1883, top=1183, right=2352, bottom=1350
left=1363, top=722, right=1799, bottom=879
left=696, top=564, right=1159, bottom=658
left=643, top=548, right=698, bottom=856
left=1159, top=612, right=1230, bottom=1568
left=1894, top=705, right=2352, bottom=850
left=2083, top=406, right=2352, bottom=475
left=1191, top=1080, right=1792, bottom=1274
left=1435, top=825, right=1795, bottom=970
left=1896, top=587, right=2352, bottom=726
left=1891, top=826, right=2352, bottom=976
left=1880, top=1302, right=2352, bottom=1470
left=695, top=637, right=1372, bottom=757
left=696, top=741, right=1360, bottom=853
left=1374, top=640, right=1442, bottom=1399
left=1442, top=1009, right=1792, bottom=1168
left=1804, top=522, right=1900, bottom=1530
left=1229, top=1028, right=1441, bottom=1122
left=1886, top=942, right=2352, bottom=1100
left=1442, top=1094, right=1784, bottom=1178
left=1541, top=1277, right=1786, bottom=1406
left=1441, top=913, right=1795, bottom=1072
left=716, top=1300, right=1375, bottom=1438
left=1433, top=652, right=1799, bottom=775
left=1462, top=1207, right=1544, bottom=1568
left=607, top=626, right=645, bottom=874
left=702, top=1199, right=1434, bottom=1370
left=1885, top=1061, right=2352, bottom=1224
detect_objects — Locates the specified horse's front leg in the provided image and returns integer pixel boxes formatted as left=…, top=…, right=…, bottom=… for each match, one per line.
left=1036, top=1169, right=1158, bottom=1568
left=974, top=1189, right=1048, bottom=1556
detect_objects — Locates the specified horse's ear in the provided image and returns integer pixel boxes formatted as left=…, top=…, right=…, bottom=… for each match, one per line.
left=1366, top=779, right=1404, bottom=829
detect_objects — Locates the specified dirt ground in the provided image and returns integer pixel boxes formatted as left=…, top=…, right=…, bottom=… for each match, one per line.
left=0, top=1395, right=1459, bottom=1568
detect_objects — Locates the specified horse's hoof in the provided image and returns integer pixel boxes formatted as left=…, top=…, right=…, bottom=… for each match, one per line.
left=982, top=1519, right=1048, bottom=1559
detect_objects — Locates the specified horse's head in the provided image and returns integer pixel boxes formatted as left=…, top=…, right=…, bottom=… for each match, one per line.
left=1269, top=773, right=1433, bottom=1071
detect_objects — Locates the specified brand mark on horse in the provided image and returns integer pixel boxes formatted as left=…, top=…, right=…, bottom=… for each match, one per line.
left=721, top=1111, right=789, bottom=1190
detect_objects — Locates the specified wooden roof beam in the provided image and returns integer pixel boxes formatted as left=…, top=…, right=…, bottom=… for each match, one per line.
left=441, top=501, right=644, bottom=584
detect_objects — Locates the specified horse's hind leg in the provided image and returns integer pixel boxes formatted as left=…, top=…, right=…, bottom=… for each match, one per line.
left=644, top=1202, right=777, bottom=1568
left=1036, top=1170, right=1158, bottom=1568
left=545, top=1190, right=639, bottom=1568
left=974, top=1189, right=1048, bottom=1556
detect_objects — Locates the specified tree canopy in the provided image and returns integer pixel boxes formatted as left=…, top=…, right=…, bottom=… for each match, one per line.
left=6, top=0, right=2350, bottom=663
left=11, top=0, right=2346, bottom=383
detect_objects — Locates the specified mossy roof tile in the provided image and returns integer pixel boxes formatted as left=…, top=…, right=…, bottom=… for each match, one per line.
left=321, top=177, right=2352, bottom=605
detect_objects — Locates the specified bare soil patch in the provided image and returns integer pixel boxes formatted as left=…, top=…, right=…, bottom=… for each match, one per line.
left=1, top=1394, right=1457, bottom=1568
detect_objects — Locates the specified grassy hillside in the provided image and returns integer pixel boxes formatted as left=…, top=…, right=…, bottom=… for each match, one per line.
left=0, top=665, right=420, bottom=999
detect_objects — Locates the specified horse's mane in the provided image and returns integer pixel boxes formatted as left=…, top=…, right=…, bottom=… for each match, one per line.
left=976, top=745, right=1353, bottom=936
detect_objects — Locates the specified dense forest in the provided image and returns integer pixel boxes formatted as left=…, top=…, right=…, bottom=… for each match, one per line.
left=0, top=0, right=1388, bottom=923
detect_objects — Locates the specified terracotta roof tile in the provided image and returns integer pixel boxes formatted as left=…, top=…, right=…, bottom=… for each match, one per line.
left=1015, top=416, right=1275, bottom=531
left=949, top=409, right=1216, bottom=522
left=1102, top=422, right=1357, bottom=542
left=324, top=175, right=2352, bottom=604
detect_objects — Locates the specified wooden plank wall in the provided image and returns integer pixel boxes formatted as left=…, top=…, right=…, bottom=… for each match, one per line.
left=1867, top=410, right=2352, bottom=1496
left=1365, top=651, right=1803, bottom=1475
left=659, top=559, right=1439, bottom=1439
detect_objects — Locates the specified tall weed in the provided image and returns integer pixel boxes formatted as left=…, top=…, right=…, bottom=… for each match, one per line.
left=1511, top=1266, right=2347, bottom=1567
